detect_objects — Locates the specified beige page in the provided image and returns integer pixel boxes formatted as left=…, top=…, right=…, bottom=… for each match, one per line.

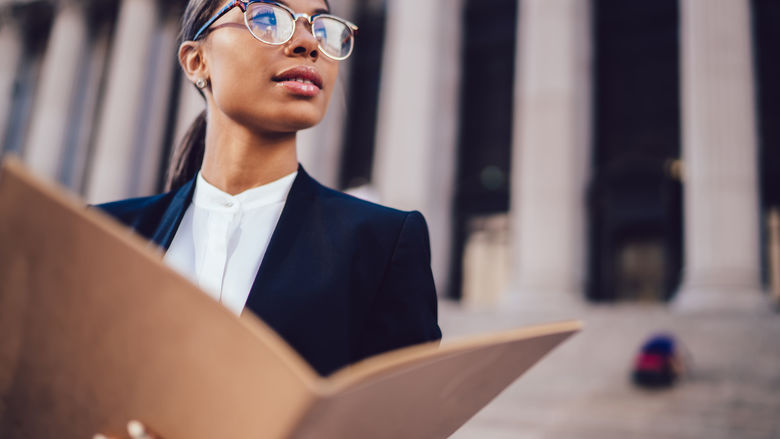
left=0, top=158, right=581, bottom=439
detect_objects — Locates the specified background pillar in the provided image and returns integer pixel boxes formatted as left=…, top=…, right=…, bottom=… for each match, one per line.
left=297, top=77, right=348, bottom=188
left=372, top=0, right=461, bottom=294
left=0, top=7, right=24, bottom=154
left=132, top=5, right=180, bottom=196
left=508, top=0, right=592, bottom=309
left=23, top=0, right=88, bottom=180
left=85, top=0, right=159, bottom=203
left=676, top=0, right=764, bottom=311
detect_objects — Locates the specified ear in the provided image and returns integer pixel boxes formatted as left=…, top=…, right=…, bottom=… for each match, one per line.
left=178, top=41, right=209, bottom=84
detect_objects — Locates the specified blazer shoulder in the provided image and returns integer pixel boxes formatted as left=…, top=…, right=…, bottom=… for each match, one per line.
left=95, top=192, right=172, bottom=222
left=92, top=189, right=182, bottom=242
left=306, top=182, right=434, bottom=254
left=313, top=181, right=414, bottom=223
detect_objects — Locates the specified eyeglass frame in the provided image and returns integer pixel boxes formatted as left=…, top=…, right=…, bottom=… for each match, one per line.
left=192, top=0, right=359, bottom=60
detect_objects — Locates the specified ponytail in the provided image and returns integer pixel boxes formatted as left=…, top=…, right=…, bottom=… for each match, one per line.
left=165, top=110, right=206, bottom=191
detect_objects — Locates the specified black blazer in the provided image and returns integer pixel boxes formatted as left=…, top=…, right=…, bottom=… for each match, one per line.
left=96, top=166, right=442, bottom=376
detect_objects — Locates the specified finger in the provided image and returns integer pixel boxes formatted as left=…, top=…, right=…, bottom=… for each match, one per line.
left=127, top=420, right=163, bottom=439
left=93, top=434, right=122, bottom=439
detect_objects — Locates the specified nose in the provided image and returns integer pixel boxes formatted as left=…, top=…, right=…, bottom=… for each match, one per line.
left=285, top=16, right=319, bottom=60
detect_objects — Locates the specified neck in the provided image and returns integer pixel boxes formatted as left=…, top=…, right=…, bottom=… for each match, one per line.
left=200, top=112, right=299, bottom=195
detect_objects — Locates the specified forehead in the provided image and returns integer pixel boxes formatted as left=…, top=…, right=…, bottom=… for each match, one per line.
left=274, top=0, right=330, bottom=14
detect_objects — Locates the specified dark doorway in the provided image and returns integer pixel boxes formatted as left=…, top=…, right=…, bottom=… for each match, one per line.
left=450, top=0, right=517, bottom=299
left=1, top=2, right=54, bottom=156
left=753, top=0, right=780, bottom=286
left=588, top=0, right=683, bottom=302
left=338, top=0, right=387, bottom=190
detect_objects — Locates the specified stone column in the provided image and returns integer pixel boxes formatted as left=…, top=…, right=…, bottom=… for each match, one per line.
left=85, top=0, right=159, bottom=203
left=0, top=10, right=24, bottom=153
left=508, top=0, right=592, bottom=309
left=132, top=5, right=180, bottom=196
left=23, top=0, right=88, bottom=180
left=59, top=16, right=114, bottom=193
left=372, top=0, right=461, bottom=294
left=675, top=0, right=764, bottom=311
left=297, top=74, right=347, bottom=188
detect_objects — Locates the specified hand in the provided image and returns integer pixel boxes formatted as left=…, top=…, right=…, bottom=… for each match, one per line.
left=94, top=420, right=163, bottom=439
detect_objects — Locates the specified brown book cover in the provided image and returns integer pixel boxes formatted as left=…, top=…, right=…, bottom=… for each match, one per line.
left=0, top=158, right=581, bottom=439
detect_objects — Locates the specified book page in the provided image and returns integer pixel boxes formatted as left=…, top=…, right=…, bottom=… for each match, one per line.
left=293, top=322, right=580, bottom=438
left=0, top=159, right=317, bottom=439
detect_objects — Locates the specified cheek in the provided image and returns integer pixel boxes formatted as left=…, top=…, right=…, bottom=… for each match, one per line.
left=208, top=47, right=265, bottom=104
left=208, top=49, right=275, bottom=121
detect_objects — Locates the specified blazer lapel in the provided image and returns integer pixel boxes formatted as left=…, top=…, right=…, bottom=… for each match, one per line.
left=151, top=178, right=196, bottom=250
left=244, top=165, right=318, bottom=313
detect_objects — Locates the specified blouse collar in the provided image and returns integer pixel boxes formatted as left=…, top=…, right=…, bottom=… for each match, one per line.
left=192, top=170, right=298, bottom=213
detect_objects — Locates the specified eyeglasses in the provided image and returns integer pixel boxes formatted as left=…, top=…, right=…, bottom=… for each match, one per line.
left=193, top=0, right=358, bottom=61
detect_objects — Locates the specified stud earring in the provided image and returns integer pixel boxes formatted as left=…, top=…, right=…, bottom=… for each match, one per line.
left=195, top=78, right=208, bottom=89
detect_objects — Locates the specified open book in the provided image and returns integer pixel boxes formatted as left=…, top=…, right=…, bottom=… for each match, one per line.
left=0, top=158, right=581, bottom=439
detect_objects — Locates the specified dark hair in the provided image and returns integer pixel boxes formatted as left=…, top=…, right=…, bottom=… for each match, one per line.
left=165, top=0, right=222, bottom=191
left=165, top=0, right=333, bottom=191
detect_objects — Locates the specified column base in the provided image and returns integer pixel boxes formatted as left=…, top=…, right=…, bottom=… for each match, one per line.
left=500, top=284, right=586, bottom=323
left=673, top=283, right=769, bottom=314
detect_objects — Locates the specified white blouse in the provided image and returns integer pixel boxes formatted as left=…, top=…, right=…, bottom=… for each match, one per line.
left=164, top=170, right=297, bottom=315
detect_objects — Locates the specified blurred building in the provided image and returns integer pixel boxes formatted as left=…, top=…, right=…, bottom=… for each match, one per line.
left=1, top=0, right=778, bottom=311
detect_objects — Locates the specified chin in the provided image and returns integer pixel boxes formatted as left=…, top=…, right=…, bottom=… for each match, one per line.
left=281, top=111, right=324, bottom=131
left=227, top=107, right=322, bottom=135
left=219, top=90, right=330, bottom=132
left=264, top=105, right=327, bottom=133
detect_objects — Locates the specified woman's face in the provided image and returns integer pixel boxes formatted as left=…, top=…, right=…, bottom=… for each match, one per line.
left=195, top=0, right=339, bottom=134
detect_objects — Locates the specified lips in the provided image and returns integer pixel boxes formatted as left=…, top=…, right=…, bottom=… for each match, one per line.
left=272, top=66, right=324, bottom=90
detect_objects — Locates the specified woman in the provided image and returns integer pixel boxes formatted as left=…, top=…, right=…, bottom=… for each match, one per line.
left=97, top=0, right=441, bottom=380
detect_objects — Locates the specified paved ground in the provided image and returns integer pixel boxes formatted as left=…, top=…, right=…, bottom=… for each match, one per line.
left=438, top=299, right=780, bottom=439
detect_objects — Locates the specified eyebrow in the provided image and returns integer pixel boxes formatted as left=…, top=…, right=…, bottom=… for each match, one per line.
left=274, top=0, right=330, bottom=15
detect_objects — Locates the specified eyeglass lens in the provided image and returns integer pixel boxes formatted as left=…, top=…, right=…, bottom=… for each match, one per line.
left=246, top=2, right=354, bottom=60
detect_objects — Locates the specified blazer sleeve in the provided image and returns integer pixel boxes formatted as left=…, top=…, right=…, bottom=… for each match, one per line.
left=357, top=210, right=443, bottom=361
